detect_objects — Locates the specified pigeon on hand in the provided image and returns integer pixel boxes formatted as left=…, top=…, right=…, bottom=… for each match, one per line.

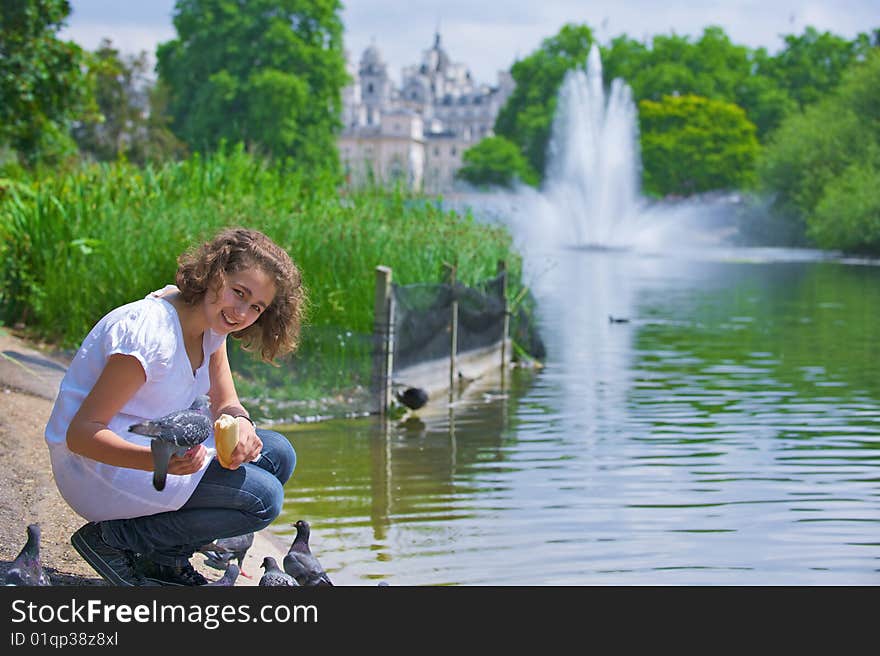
left=259, top=556, right=298, bottom=586
left=129, top=396, right=212, bottom=491
left=283, top=519, right=333, bottom=586
left=206, top=563, right=240, bottom=586
left=5, top=524, right=51, bottom=586
left=198, top=532, right=255, bottom=578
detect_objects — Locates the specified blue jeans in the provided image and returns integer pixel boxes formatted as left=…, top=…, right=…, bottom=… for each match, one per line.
left=99, top=429, right=296, bottom=566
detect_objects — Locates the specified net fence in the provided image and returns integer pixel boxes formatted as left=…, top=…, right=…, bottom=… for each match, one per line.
left=392, top=272, right=507, bottom=372
left=231, top=270, right=544, bottom=424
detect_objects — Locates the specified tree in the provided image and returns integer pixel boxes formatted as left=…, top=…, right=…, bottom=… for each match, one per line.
left=73, top=39, right=187, bottom=164
left=494, top=23, right=595, bottom=180
left=624, top=27, right=791, bottom=140
left=758, top=50, right=880, bottom=252
left=811, top=159, right=880, bottom=252
left=728, top=65, right=796, bottom=141
left=639, top=94, right=760, bottom=196
left=758, top=27, right=873, bottom=110
left=156, top=0, right=348, bottom=176
left=600, top=35, right=649, bottom=87
left=0, top=0, right=94, bottom=167
left=456, top=136, right=539, bottom=189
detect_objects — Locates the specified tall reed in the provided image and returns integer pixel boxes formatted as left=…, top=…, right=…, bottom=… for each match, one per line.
left=0, top=146, right=524, bottom=399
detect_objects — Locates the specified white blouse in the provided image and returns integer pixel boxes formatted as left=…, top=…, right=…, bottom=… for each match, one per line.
left=45, top=285, right=226, bottom=521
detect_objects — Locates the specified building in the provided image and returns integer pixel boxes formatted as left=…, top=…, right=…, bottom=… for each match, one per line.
left=339, top=33, right=514, bottom=194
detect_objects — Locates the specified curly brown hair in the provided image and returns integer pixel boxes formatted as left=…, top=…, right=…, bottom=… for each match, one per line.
left=176, top=227, right=307, bottom=363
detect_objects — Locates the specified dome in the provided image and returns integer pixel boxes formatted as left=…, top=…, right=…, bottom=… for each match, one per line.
left=361, top=45, right=384, bottom=66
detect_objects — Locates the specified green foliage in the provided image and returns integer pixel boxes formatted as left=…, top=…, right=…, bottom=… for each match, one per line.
left=811, top=157, right=880, bottom=251
left=758, top=50, right=880, bottom=252
left=598, top=34, right=649, bottom=85
left=498, top=22, right=876, bottom=197
left=456, top=136, right=539, bottom=189
left=757, top=27, right=874, bottom=110
left=0, top=148, right=525, bottom=396
left=494, top=23, right=595, bottom=178
left=0, top=0, right=95, bottom=166
left=639, top=94, right=760, bottom=196
left=619, top=27, right=791, bottom=140
left=73, top=39, right=187, bottom=165
left=156, top=0, right=348, bottom=177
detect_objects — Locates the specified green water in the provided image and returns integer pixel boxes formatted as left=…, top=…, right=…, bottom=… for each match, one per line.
left=269, top=247, right=880, bottom=585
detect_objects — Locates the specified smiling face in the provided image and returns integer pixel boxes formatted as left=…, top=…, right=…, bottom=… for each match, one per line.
left=203, top=267, right=277, bottom=335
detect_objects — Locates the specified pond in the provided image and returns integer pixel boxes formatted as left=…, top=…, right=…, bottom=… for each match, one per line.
left=269, top=244, right=880, bottom=585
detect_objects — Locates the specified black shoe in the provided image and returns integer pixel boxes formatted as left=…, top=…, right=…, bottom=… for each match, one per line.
left=71, top=523, right=159, bottom=586
left=140, top=560, right=208, bottom=586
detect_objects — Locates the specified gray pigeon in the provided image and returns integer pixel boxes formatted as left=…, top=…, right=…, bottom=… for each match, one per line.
left=206, top=563, right=240, bottom=586
left=5, top=524, right=51, bottom=586
left=283, top=520, right=333, bottom=586
left=129, top=396, right=212, bottom=491
left=198, top=532, right=255, bottom=578
left=259, top=556, right=298, bottom=586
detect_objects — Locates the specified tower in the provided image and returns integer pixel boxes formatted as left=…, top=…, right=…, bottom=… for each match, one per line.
left=359, top=44, right=392, bottom=126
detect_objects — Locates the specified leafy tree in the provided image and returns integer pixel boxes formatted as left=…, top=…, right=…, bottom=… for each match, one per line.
left=495, top=24, right=782, bottom=188
left=73, top=39, right=187, bottom=164
left=494, top=23, right=595, bottom=179
left=456, top=136, right=539, bottom=189
left=758, top=27, right=873, bottom=110
left=811, top=157, right=880, bottom=251
left=600, top=35, right=649, bottom=86
left=728, top=65, right=796, bottom=141
left=758, top=50, right=880, bottom=252
left=0, top=0, right=94, bottom=166
left=639, top=94, right=760, bottom=196
left=624, top=27, right=791, bottom=140
left=138, top=80, right=191, bottom=164
left=495, top=22, right=876, bottom=196
left=156, top=0, right=348, bottom=176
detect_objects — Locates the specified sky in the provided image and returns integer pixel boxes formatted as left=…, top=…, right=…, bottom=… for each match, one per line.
left=59, top=1, right=878, bottom=86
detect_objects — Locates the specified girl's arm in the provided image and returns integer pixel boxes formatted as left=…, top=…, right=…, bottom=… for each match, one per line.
left=208, top=342, right=263, bottom=468
left=66, top=354, right=206, bottom=474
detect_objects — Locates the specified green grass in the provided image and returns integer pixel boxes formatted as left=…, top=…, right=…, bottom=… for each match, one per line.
left=0, top=145, right=526, bottom=404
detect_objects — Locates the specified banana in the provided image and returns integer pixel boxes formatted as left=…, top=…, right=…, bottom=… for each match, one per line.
left=214, top=414, right=239, bottom=469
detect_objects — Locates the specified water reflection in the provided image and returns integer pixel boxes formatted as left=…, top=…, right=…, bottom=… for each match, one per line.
left=271, top=247, right=880, bottom=585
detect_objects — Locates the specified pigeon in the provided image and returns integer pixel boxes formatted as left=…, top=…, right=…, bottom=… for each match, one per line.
left=198, top=532, right=255, bottom=578
left=395, top=386, right=429, bottom=411
left=283, top=519, right=333, bottom=586
left=259, top=556, right=298, bottom=586
left=5, top=524, right=51, bottom=586
left=129, top=395, right=212, bottom=491
left=206, top=563, right=240, bottom=586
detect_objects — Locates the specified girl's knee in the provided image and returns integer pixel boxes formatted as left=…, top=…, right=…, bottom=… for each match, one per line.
left=262, top=478, right=286, bottom=524
left=256, top=429, right=296, bottom=482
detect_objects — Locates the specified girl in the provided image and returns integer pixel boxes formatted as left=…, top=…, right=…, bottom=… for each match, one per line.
left=44, top=227, right=306, bottom=586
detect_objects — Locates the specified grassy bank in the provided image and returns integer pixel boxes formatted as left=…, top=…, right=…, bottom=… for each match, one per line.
left=0, top=146, right=527, bottom=411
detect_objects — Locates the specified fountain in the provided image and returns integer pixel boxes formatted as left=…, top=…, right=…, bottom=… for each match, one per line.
left=455, top=42, right=740, bottom=259
left=543, top=43, right=642, bottom=249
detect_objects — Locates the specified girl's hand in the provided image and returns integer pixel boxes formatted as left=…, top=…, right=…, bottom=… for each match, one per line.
left=223, top=417, right=262, bottom=470
left=167, top=445, right=208, bottom=475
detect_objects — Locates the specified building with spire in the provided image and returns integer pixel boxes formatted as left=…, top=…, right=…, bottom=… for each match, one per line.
left=339, top=33, right=514, bottom=194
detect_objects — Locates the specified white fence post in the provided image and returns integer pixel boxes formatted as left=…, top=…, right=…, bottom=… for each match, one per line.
left=373, top=265, right=394, bottom=417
